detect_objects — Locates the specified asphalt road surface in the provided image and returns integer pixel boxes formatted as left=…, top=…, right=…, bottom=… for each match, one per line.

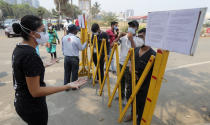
left=0, top=31, right=210, bottom=125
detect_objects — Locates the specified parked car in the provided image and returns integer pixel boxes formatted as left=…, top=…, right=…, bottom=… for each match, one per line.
left=0, top=21, right=3, bottom=29
left=3, top=19, right=19, bottom=29
left=5, top=21, right=20, bottom=38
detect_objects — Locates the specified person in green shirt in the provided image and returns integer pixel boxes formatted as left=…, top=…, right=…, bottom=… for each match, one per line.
left=46, top=23, right=60, bottom=60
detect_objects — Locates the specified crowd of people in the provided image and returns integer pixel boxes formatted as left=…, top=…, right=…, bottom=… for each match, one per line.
left=89, top=20, right=156, bottom=124
left=11, top=15, right=156, bottom=125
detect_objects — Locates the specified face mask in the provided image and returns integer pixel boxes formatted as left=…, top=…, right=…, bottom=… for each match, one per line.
left=128, top=27, right=136, bottom=34
left=137, top=38, right=145, bottom=47
left=36, top=32, right=49, bottom=45
left=93, top=32, right=99, bottom=35
left=114, top=26, right=118, bottom=30
left=19, top=22, right=48, bottom=45
left=49, top=26, right=52, bottom=30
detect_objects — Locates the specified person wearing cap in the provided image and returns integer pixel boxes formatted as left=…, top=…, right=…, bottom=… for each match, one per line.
left=62, top=24, right=87, bottom=86
left=113, top=20, right=144, bottom=119
left=91, top=23, right=109, bottom=83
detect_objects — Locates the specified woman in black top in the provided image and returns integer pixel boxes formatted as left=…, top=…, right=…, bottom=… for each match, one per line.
left=12, top=15, right=86, bottom=125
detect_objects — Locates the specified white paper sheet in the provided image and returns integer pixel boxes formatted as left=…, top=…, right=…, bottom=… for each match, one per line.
left=145, top=8, right=207, bottom=55
left=78, top=15, right=85, bottom=28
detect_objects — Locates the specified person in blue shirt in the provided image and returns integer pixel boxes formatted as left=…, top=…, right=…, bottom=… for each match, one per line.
left=62, top=24, right=87, bottom=87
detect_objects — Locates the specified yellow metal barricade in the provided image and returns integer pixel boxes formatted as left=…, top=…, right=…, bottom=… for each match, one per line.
left=131, top=48, right=137, bottom=125
left=118, top=55, right=155, bottom=124
left=78, top=21, right=89, bottom=77
left=88, top=34, right=96, bottom=79
left=92, top=36, right=103, bottom=87
left=99, top=43, right=119, bottom=98
left=141, top=50, right=169, bottom=125
left=107, top=48, right=133, bottom=115
left=78, top=25, right=169, bottom=125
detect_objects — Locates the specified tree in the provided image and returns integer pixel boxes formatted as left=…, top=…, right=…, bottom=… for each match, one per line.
left=0, top=0, right=14, bottom=18
left=91, top=2, right=101, bottom=18
left=62, top=3, right=81, bottom=18
left=0, top=0, right=52, bottom=19
left=0, top=9, right=2, bottom=19
left=37, top=7, right=45, bottom=19
left=102, top=12, right=118, bottom=25
left=54, top=0, right=81, bottom=19
left=52, top=9, right=59, bottom=18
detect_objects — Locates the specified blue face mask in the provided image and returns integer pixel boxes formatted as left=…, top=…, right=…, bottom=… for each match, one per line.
left=128, top=27, right=136, bottom=34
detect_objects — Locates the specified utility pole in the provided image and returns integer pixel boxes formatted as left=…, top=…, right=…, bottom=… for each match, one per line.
left=71, top=0, right=74, bottom=21
left=58, top=1, right=61, bottom=30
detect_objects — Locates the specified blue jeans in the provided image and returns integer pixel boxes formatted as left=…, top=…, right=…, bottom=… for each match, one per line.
left=64, top=56, right=79, bottom=85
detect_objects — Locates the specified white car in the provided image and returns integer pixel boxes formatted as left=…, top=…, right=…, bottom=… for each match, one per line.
left=5, top=21, right=20, bottom=38
left=3, top=19, right=19, bottom=29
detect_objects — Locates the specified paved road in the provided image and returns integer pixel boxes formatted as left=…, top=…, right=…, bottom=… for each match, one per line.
left=0, top=31, right=210, bottom=125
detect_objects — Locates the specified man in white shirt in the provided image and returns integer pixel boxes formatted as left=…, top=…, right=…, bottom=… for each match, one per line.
left=62, top=24, right=87, bottom=86
left=114, top=20, right=144, bottom=113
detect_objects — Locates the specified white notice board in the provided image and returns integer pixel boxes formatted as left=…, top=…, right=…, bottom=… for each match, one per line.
left=78, top=15, right=86, bottom=28
left=145, top=8, right=207, bottom=56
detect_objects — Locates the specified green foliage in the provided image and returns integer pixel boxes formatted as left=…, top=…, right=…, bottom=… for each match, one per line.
left=61, top=4, right=81, bottom=19
left=54, top=0, right=81, bottom=19
left=0, top=0, right=52, bottom=19
left=52, top=9, right=59, bottom=18
left=101, top=12, right=118, bottom=26
left=91, top=2, right=101, bottom=18
left=203, top=22, right=210, bottom=28
left=120, top=25, right=128, bottom=32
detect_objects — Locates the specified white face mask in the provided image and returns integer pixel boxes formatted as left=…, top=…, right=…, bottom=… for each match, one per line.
left=35, top=32, right=49, bottom=45
left=138, top=38, right=145, bottom=47
left=128, top=27, right=136, bottom=34
left=93, top=32, right=99, bottom=35
left=114, top=26, right=118, bottom=30
left=19, top=22, right=48, bottom=45
left=49, top=26, right=52, bottom=30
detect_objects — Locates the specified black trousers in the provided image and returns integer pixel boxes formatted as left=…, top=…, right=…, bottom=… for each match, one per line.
left=14, top=98, right=48, bottom=125
left=119, top=64, right=132, bottom=100
left=64, top=56, right=79, bottom=85
left=93, top=53, right=104, bottom=83
left=50, top=52, right=57, bottom=59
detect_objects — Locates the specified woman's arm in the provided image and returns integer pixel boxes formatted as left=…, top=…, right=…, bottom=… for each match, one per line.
left=26, top=76, right=86, bottom=97
left=55, top=30, right=60, bottom=44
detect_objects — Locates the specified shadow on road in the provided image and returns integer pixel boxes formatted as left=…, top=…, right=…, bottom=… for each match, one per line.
left=0, top=72, right=8, bottom=79
left=152, top=68, right=210, bottom=124
left=0, top=82, right=6, bottom=87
